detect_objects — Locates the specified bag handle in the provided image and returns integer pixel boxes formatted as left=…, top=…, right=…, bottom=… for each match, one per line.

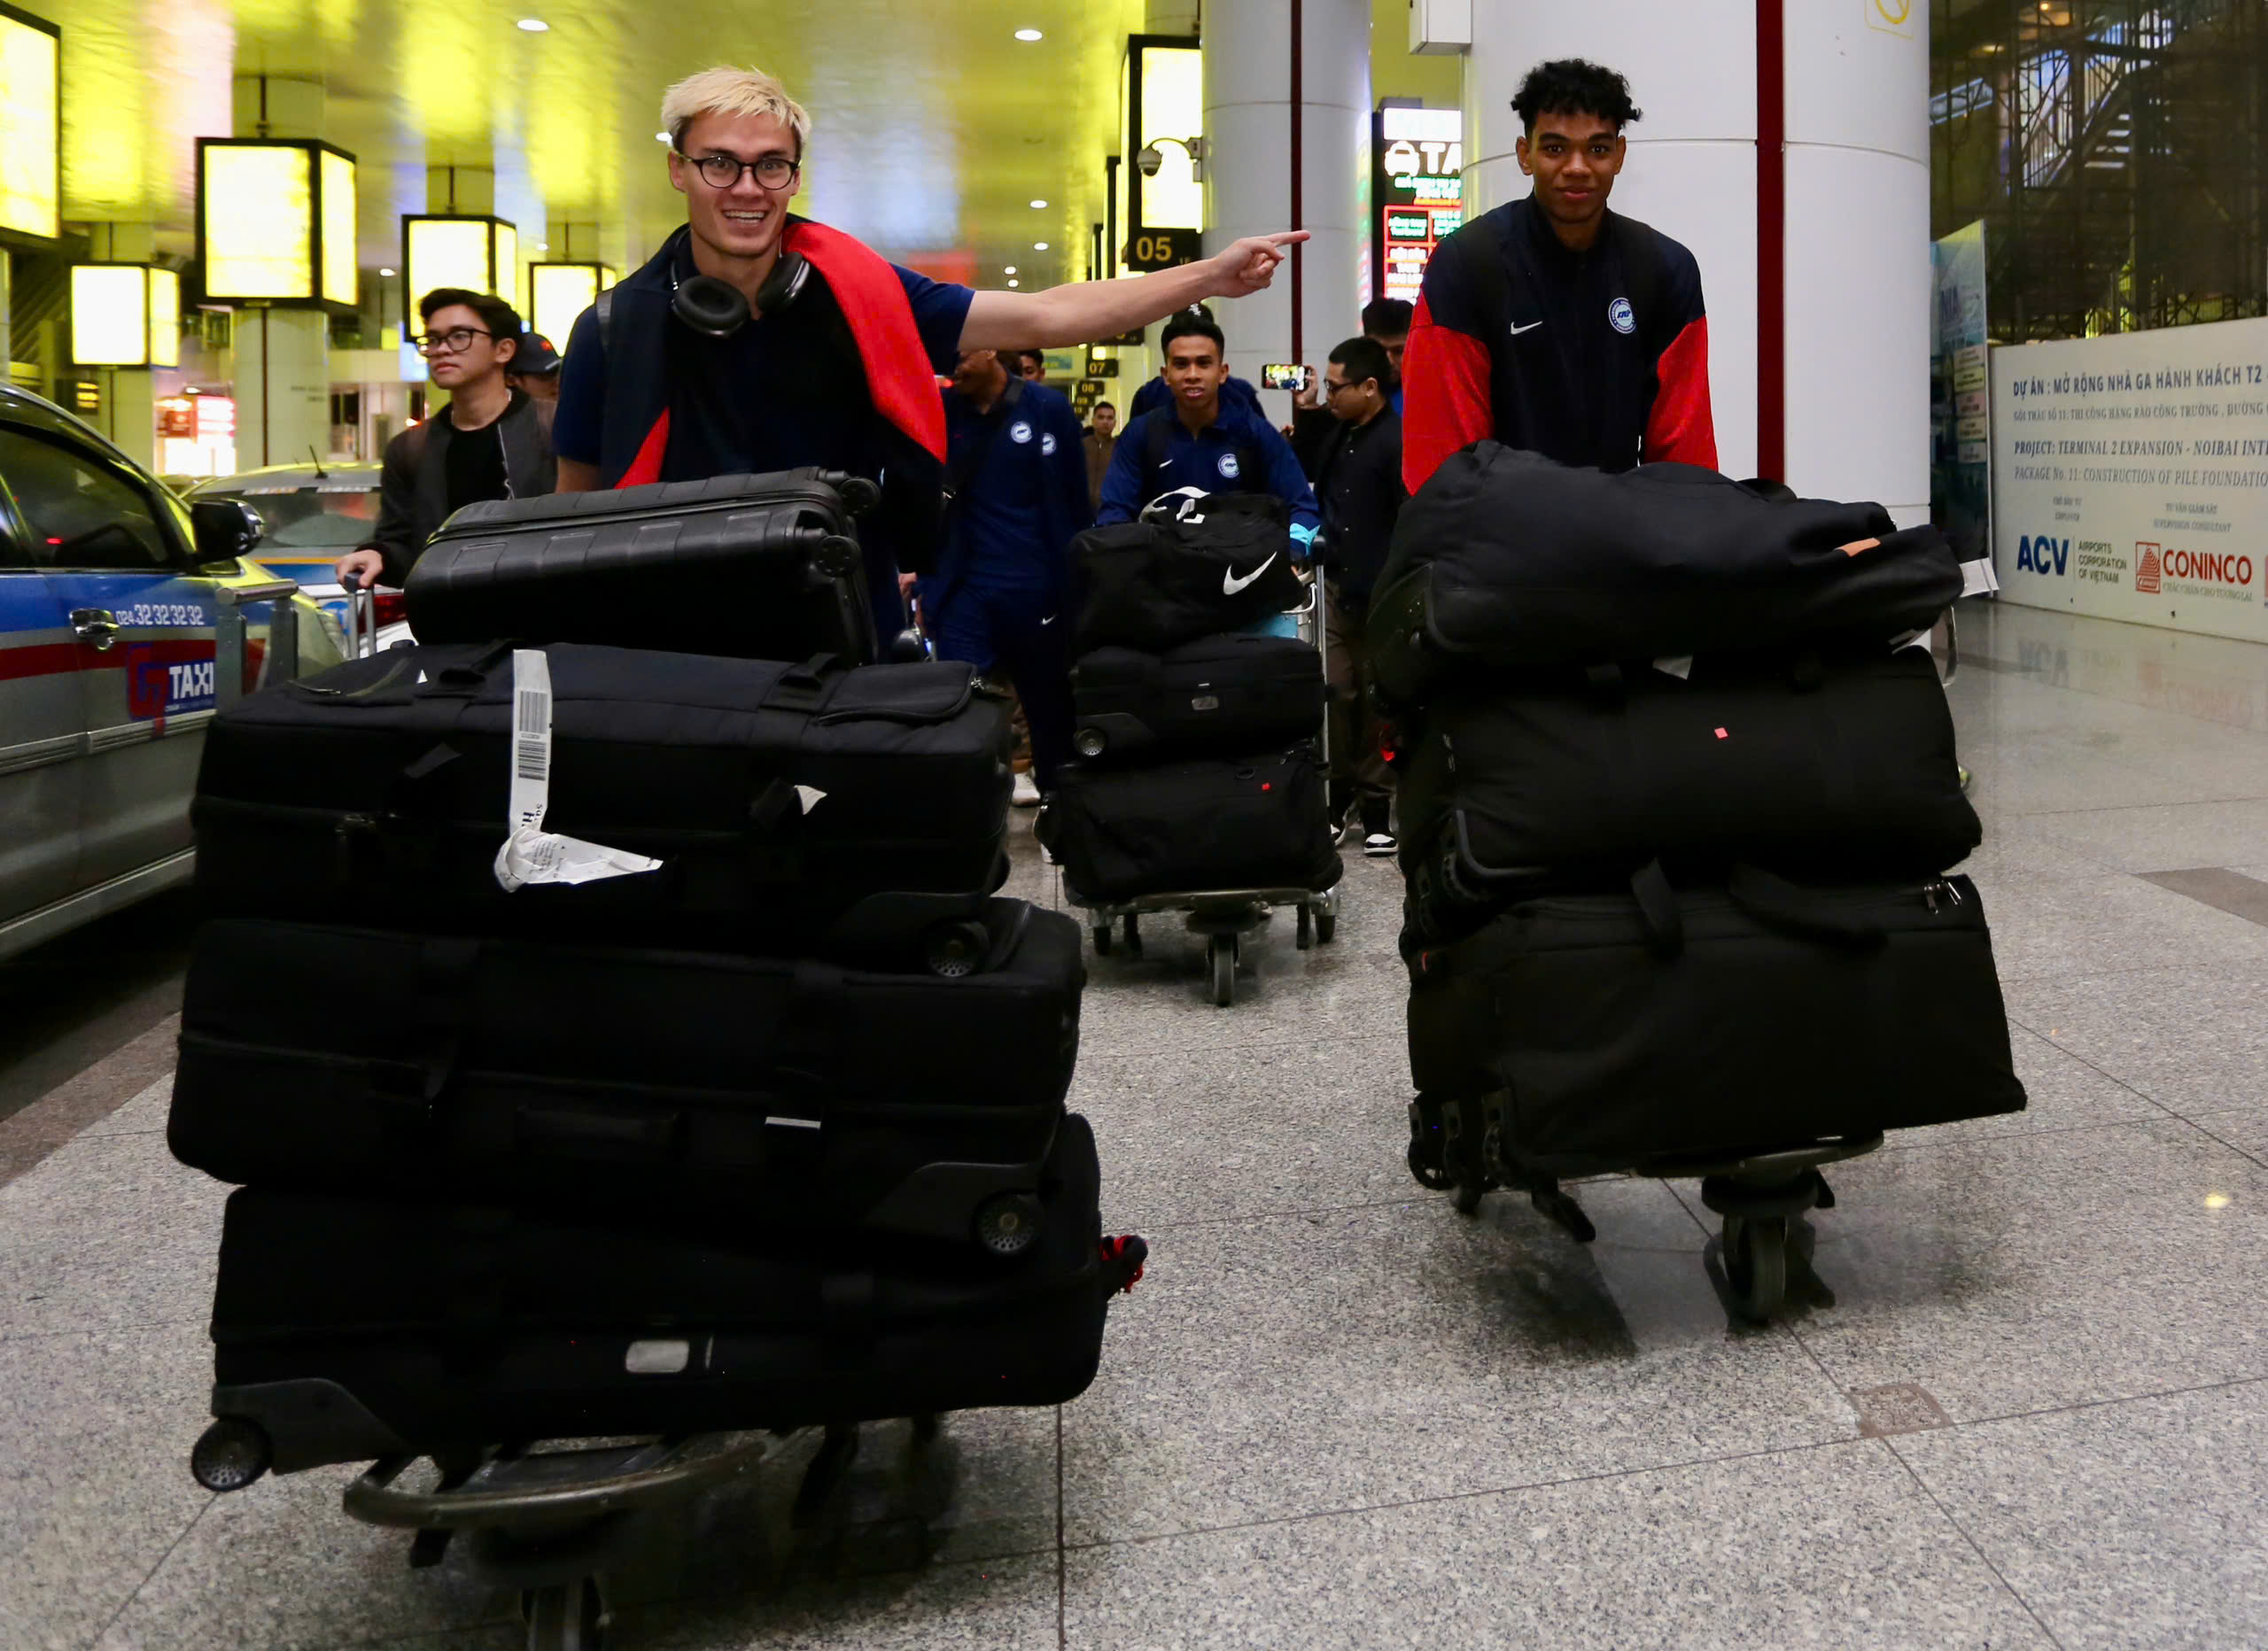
left=1727, top=864, right=1887, bottom=950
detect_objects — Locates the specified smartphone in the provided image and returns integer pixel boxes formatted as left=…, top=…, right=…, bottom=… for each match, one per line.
left=1261, top=362, right=1310, bottom=392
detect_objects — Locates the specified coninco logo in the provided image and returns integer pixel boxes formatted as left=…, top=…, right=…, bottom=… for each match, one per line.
left=2134, top=542, right=2162, bottom=593
left=2149, top=546, right=2255, bottom=590
left=2015, top=534, right=2069, bottom=576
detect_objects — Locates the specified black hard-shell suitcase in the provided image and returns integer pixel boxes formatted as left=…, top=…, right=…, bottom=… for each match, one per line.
left=405, top=469, right=881, bottom=663
left=169, top=900, right=1081, bottom=1241
left=1395, top=645, right=1980, bottom=944
left=205, top=1115, right=1121, bottom=1474
left=1404, top=872, right=2025, bottom=1175
left=1045, top=746, right=1341, bottom=904
left=191, top=644, right=1010, bottom=967
left=1071, top=633, right=1324, bottom=763
left=1368, top=444, right=1964, bottom=705
left=1066, top=496, right=1304, bottom=655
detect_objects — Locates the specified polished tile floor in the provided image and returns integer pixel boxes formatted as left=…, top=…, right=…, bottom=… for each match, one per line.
left=4, top=600, right=2266, bottom=1649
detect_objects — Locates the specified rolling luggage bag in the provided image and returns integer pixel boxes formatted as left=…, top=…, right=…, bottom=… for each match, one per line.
left=1394, top=644, right=1981, bottom=943
left=1071, top=633, right=1324, bottom=763
left=1045, top=746, right=1340, bottom=904
left=1404, top=870, right=2025, bottom=1175
left=404, top=469, right=882, bottom=664
left=204, top=1116, right=1123, bottom=1474
left=1369, top=444, right=1967, bottom=705
left=1066, top=496, right=1304, bottom=655
left=191, top=643, right=1011, bottom=966
left=169, top=899, right=1082, bottom=1240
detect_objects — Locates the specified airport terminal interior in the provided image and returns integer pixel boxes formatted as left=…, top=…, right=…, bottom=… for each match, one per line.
left=5, top=1, right=2268, bottom=1647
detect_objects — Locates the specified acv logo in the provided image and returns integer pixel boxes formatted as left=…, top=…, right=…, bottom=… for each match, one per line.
left=2016, top=534, right=2069, bottom=575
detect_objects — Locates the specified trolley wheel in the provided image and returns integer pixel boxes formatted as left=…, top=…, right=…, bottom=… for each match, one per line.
left=1208, top=936, right=1236, bottom=1007
left=1122, top=913, right=1142, bottom=957
left=1092, top=923, right=1113, bottom=957
left=190, top=1417, right=272, bottom=1492
left=521, top=1576, right=607, bottom=1651
left=1295, top=904, right=1314, bottom=950
left=1406, top=1139, right=1454, bottom=1192
left=1452, top=1178, right=1487, bottom=1216
left=1723, top=1213, right=1789, bottom=1323
left=1315, top=912, right=1337, bottom=944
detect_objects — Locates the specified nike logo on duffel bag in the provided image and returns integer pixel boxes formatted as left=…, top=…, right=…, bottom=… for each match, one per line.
left=1223, top=552, right=1279, bottom=595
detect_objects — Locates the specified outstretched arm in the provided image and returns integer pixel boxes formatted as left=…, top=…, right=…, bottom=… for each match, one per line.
left=961, top=232, right=1309, bottom=352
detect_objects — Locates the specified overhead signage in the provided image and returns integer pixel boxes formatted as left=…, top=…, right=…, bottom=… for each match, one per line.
left=1373, top=107, right=1464, bottom=305
left=1125, top=227, right=1200, bottom=272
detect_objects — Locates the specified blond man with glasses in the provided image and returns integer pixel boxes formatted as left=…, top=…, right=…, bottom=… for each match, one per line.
left=335, top=289, right=556, bottom=591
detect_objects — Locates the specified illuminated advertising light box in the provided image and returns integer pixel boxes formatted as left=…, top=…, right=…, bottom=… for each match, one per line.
left=403, top=214, right=517, bottom=328
left=198, top=137, right=359, bottom=310
left=68, top=265, right=183, bottom=367
left=1373, top=107, right=1464, bottom=304
left=0, top=4, right=59, bottom=244
left=1124, top=34, right=1201, bottom=271
left=529, top=261, right=616, bottom=351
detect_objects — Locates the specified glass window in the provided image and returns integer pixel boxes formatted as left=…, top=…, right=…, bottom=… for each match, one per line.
left=0, top=428, right=179, bottom=570
left=204, top=484, right=381, bottom=548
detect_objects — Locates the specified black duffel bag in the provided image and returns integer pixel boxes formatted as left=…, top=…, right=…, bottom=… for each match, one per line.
left=1044, top=746, right=1341, bottom=904
left=1369, top=445, right=1964, bottom=703
left=1067, top=493, right=1305, bottom=655
left=1395, top=643, right=1980, bottom=944
left=1404, top=868, right=2026, bottom=1175
left=1071, top=632, right=1324, bottom=763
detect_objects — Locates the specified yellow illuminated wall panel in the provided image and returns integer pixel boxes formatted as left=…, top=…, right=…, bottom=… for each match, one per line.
left=321, top=149, right=357, bottom=306
left=70, top=266, right=148, bottom=366
left=148, top=267, right=180, bottom=367
left=204, top=145, right=315, bottom=299
left=1138, top=45, right=1203, bottom=232
left=530, top=263, right=612, bottom=349
left=0, top=9, right=60, bottom=242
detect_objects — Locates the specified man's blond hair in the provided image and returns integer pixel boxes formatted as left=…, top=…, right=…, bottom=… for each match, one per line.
left=660, top=66, right=812, bottom=153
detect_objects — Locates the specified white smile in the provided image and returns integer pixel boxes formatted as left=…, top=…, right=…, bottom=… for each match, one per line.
left=724, top=211, right=769, bottom=223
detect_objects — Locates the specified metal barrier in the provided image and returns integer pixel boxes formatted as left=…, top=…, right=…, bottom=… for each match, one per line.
left=213, top=578, right=303, bottom=709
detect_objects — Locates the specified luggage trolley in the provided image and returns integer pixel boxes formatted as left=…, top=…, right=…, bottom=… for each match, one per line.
left=1064, top=570, right=1341, bottom=1009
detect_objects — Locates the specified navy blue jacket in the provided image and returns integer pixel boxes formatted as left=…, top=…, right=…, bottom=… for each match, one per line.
left=1095, top=401, right=1321, bottom=533
left=927, top=377, right=1091, bottom=618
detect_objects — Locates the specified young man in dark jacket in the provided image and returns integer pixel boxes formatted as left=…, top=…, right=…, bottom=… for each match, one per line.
left=1314, top=337, right=1405, bottom=853
left=1401, top=58, right=1717, bottom=494
left=335, top=289, right=555, bottom=588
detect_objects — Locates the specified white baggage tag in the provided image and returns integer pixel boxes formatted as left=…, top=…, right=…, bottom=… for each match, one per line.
left=1652, top=655, right=1694, bottom=680
left=1958, top=557, right=2000, bottom=598
left=493, top=649, right=665, bottom=892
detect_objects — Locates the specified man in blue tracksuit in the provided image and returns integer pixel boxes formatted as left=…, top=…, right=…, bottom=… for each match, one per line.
left=1097, top=308, right=1318, bottom=534
left=919, top=347, right=1091, bottom=794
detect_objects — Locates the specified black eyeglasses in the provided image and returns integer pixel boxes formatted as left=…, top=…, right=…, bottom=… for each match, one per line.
left=1324, top=378, right=1363, bottom=399
left=678, top=151, right=801, bottom=191
left=413, top=327, right=494, bottom=356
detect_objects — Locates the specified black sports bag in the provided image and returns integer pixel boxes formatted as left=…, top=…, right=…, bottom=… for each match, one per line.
left=1403, top=869, right=2025, bottom=1174
left=1045, top=746, right=1341, bottom=904
left=192, top=644, right=1010, bottom=968
left=203, top=1115, right=1131, bottom=1473
left=1368, top=445, right=1964, bottom=702
left=1394, top=644, right=1979, bottom=943
left=1071, top=633, right=1324, bottom=763
left=405, top=469, right=882, bottom=664
left=1067, top=493, right=1305, bottom=655
left=170, top=900, right=1082, bottom=1244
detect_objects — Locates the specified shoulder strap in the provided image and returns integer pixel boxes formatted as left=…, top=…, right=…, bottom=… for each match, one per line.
left=946, top=376, right=1023, bottom=506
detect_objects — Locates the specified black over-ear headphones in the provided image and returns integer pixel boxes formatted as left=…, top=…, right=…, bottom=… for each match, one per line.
left=670, top=242, right=812, bottom=337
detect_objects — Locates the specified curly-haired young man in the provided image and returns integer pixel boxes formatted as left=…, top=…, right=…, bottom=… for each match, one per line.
left=1401, top=58, right=1717, bottom=493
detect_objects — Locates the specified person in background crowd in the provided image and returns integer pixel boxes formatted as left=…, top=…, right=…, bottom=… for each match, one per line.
left=334, top=289, right=555, bottom=590
left=1125, top=303, right=1264, bottom=422
left=507, top=332, right=563, bottom=403
left=912, top=347, right=1090, bottom=807
left=1083, top=399, right=1118, bottom=513
left=1014, top=348, right=1048, bottom=384
left=1313, top=336, right=1405, bottom=855
left=549, top=64, right=1305, bottom=641
left=1291, top=298, right=1413, bottom=477
left=1096, top=309, right=1318, bottom=538
left=1401, top=57, right=1715, bottom=493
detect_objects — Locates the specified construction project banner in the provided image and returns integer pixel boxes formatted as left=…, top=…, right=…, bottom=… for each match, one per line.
left=1992, top=315, right=2268, bottom=643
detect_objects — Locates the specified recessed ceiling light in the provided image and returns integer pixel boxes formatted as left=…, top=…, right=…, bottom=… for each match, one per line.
left=655, top=131, right=671, bottom=143
left=1029, top=199, right=1047, bottom=209
left=1007, top=279, right=1021, bottom=288
left=378, top=267, right=395, bottom=276
left=1033, top=241, right=1048, bottom=251
left=516, top=17, right=548, bottom=30
left=536, top=243, right=548, bottom=252
left=1014, top=28, right=1042, bottom=42
left=1004, top=265, right=1017, bottom=275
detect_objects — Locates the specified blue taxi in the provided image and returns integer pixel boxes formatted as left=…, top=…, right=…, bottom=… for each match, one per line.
left=0, top=386, right=343, bottom=960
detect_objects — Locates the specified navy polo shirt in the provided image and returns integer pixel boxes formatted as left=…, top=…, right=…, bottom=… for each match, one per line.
left=1094, top=401, right=1321, bottom=532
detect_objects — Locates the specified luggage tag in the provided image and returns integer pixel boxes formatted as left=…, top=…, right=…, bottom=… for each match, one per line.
left=493, top=650, right=666, bottom=893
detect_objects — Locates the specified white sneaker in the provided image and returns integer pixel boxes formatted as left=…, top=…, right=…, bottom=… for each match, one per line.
left=1012, top=770, right=1042, bottom=807
left=1363, top=831, right=1397, bottom=857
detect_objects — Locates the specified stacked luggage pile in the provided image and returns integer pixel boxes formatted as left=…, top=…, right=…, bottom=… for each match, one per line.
left=1042, top=493, right=1344, bottom=1003
left=1375, top=446, right=2028, bottom=1319
left=170, top=472, right=1144, bottom=1484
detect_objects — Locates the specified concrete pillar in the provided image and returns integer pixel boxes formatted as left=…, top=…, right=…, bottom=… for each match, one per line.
left=228, top=75, right=334, bottom=469
left=1202, top=0, right=1371, bottom=427
left=426, top=167, right=497, bottom=215
left=1460, top=2, right=1929, bottom=517
left=1146, top=0, right=1200, bottom=34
